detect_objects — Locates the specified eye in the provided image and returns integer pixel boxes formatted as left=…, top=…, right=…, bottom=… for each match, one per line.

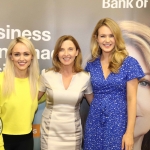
left=14, top=53, right=20, bottom=56
left=139, top=80, right=150, bottom=88
left=100, top=35, right=105, bottom=38
left=68, top=47, right=73, bottom=50
left=110, top=34, right=114, bottom=38
left=24, top=53, right=30, bottom=56
left=59, top=48, right=64, bottom=51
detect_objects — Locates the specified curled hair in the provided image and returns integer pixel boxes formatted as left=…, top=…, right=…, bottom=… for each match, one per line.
left=3, top=37, right=39, bottom=99
left=52, top=35, right=83, bottom=73
left=91, top=18, right=128, bottom=73
left=119, top=20, right=150, bottom=69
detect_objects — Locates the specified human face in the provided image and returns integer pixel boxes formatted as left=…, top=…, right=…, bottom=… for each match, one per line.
left=127, top=45, right=150, bottom=138
left=11, top=43, right=33, bottom=74
left=58, top=40, right=78, bottom=67
left=97, top=26, right=115, bottom=54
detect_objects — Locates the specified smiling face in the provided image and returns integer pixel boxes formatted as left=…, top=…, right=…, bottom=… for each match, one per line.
left=11, top=43, right=33, bottom=74
left=58, top=40, right=78, bottom=68
left=97, top=25, right=115, bottom=54
left=126, top=45, right=150, bottom=138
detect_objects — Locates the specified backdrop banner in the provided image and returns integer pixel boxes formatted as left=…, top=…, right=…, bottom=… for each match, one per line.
left=0, top=1, right=150, bottom=150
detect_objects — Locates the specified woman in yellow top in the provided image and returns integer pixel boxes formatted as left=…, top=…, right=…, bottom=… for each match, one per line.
left=0, top=37, right=39, bottom=150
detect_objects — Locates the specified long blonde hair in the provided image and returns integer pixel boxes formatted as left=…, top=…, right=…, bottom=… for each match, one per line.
left=52, top=35, right=83, bottom=73
left=3, top=37, right=39, bottom=99
left=91, top=18, right=128, bottom=73
left=119, top=20, right=150, bottom=69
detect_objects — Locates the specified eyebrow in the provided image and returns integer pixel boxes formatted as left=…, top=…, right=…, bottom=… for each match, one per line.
left=60, top=47, right=74, bottom=49
left=99, top=34, right=113, bottom=35
left=13, top=51, right=31, bottom=53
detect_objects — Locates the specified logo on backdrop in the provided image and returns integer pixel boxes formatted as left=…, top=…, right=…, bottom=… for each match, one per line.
left=32, top=124, right=40, bottom=138
left=0, top=25, right=54, bottom=71
left=102, top=0, right=148, bottom=8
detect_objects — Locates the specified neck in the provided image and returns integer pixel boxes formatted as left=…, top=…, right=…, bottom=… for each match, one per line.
left=101, top=52, right=111, bottom=61
left=60, top=66, right=74, bottom=75
left=101, top=53, right=111, bottom=63
left=14, top=69, right=28, bottom=78
left=133, top=135, right=144, bottom=150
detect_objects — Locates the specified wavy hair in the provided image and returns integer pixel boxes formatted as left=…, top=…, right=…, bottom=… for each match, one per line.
left=3, top=37, right=39, bottom=99
left=91, top=18, right=128, bottom=73
left=52, top=35, right=83, bottom=73
left=119, top=20, right=150, bottom=69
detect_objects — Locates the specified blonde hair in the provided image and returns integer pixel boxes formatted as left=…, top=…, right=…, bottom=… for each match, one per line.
left=119, top=21, right=150, bottom=69
left=3, top=37, right=39, bottom=99
left=91, top=18, right=128, bottom=73
left=52, top=35, right=83, bottom=72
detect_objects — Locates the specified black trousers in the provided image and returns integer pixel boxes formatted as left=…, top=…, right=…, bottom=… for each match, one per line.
left=3, top=131, right=33, bottom=150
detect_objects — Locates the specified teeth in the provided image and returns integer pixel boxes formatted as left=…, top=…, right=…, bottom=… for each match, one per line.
left=63, top=58, right=70, bottom=60
left=18, top=62, right=26, bottom=64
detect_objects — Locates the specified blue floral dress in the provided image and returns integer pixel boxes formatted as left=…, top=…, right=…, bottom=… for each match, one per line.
left=83, top=56, right=145, bottom=150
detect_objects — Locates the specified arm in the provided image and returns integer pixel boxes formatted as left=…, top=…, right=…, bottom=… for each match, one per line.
left=122, top=78, right=138, bottom=150
left=0, top=134, right=4, bottom=150
left=38, top=91, right=45, bottom=101
left=38, top=69, right=46, bottom=101
left=85, top=93, right=93, bottom=105
left=0, top=146, right=4, bottom=150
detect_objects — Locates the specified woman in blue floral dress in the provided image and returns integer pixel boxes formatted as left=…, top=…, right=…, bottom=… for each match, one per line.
left=83, top=18, right=145, bottom=150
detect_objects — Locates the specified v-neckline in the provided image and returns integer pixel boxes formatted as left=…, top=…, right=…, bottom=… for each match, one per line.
left=58, top=73, right=76, bottom=90
left=98, top=57, right=111, bottom=80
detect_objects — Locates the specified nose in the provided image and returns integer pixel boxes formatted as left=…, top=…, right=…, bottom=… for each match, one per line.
left=64, top=50, right=68, bottom=55
left=106, top=36, right=110, bottom=42
left=19, top=54, right=25, bottom=60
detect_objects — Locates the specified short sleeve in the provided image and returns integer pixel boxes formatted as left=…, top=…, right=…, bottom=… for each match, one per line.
left=39, top=69, right=46, bottom=92
left=84, top=73, right=93, bottom=94
left=85, top=62, right=91, bottom=72
left=125, top=57, right=145, bottom=81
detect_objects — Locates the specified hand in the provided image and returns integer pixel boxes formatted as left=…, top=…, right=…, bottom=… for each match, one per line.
left=121, top=132, right=134, bottom=150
